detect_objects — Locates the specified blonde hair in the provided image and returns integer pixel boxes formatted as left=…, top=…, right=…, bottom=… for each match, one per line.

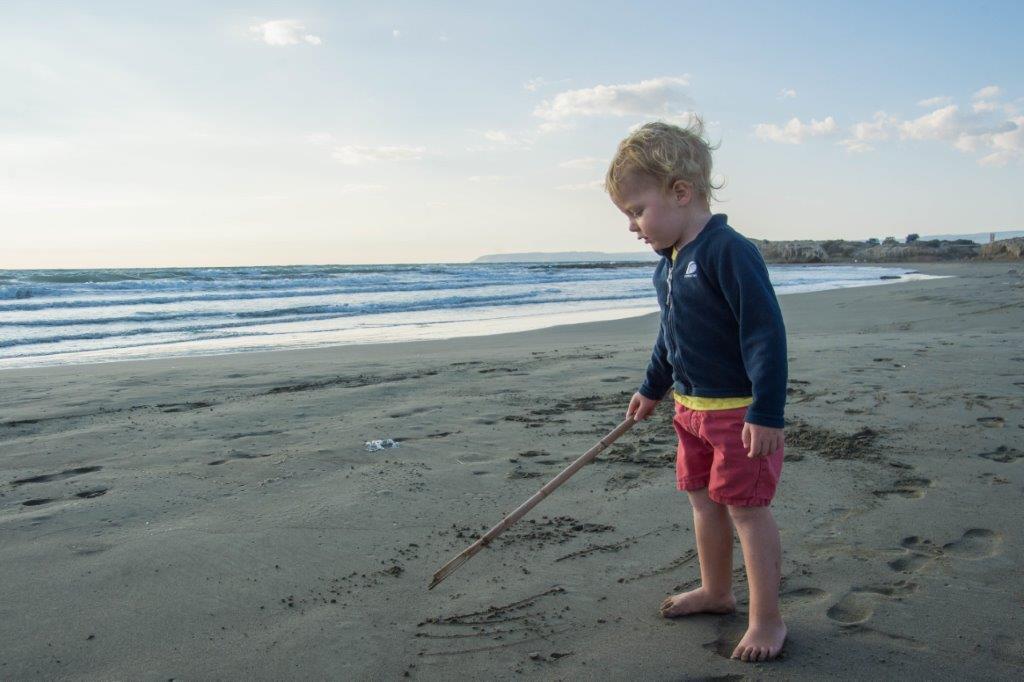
left=604, top=117, right=722, bottom=206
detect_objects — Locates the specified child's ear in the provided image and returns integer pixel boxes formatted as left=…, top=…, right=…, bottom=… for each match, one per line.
left=671, top=179, right=693, bottom=207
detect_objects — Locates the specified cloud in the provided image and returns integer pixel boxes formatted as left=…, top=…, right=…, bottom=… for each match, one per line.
left=973, top=85, right=1002, bottom=100
left=558, top=157, right=605, bottom=170
left=898, top=105, right=961, bottom=141
left=778, top=88, right=797, bottom=99
left=840, top=111, right=898, bottom=152
left=250, top=20, right=322, bottom=46
left=917, top=96, right=952, bottom=108
left=533, top=76, right=693, bottom=128
left=841, top=93, right=1022, bottom=165
left=978, top=116, right=1024, bottom=166
left=754, top=116, right=838, bottom=144
left=967, top=84, right=1006, bottom=114
left=331, top=144, right=426, bottom=165
left=898, top=105, right=1013, bottom=147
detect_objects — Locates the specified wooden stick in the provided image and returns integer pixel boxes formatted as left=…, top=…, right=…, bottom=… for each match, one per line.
left=428, top=415, right=637, bottom=590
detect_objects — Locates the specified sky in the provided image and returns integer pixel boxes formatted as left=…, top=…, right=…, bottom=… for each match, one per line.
left=2, top=1, right=1023, bottom=269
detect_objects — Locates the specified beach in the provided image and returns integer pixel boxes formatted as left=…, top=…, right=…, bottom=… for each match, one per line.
left=1, top=260, right=1022, bottom=679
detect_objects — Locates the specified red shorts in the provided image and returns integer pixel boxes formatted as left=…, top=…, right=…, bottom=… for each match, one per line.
left=672, top=403, right=784, bottom=507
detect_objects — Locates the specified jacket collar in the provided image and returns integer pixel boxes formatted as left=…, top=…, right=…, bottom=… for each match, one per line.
left=656, top=213, right=728, bottom=259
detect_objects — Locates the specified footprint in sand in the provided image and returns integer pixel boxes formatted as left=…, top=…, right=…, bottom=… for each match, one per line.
left=826, top=580, right=919, bottom=625
left=839, top=623, right=927, bottom=651
left=872, top=477, right=933, bottom=499
left=942, top=528, right=1003, bottom=559
left=11, top=465, right=103, bottom=486
left=780, top=586, right=829, bottom=609
left=21, top=487, right=108, bottom=507
left=978, top=446, right=1022, bottom=463
left=208, top=452, right=274, bottom=466
left=888, top=528, right=1003, bottom=573
left=75, top=488, right=108, bottom=499
left=386, top=406, right=439, bottom=419
left=156, top=401, right=213, bottom=413
left=976, top=416, right=1005, bottom=427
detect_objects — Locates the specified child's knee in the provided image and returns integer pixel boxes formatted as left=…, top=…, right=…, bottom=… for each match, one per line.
left=726, top=504, right=768, bottom=525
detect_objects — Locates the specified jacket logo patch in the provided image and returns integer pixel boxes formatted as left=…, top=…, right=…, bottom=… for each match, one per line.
left=683, top=261, right=698, bottom=278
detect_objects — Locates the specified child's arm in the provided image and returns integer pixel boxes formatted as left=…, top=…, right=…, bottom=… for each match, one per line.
left=628, top=324, right=674, bottom=421
left=639, top=323, right=674, bottom=401
left=713, top=238, right=788, bottom=433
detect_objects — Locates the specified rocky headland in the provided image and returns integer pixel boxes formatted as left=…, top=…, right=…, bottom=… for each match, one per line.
left=753, top=237, right=1024, bottom=263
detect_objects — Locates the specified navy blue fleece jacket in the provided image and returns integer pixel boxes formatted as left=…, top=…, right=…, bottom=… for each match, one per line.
left=638, top=213, right=788, bottom=428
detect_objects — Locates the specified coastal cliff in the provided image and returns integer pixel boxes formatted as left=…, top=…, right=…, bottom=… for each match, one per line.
left=979, top=237, right=1024, bottom=260
left=752, top=237, right=1023, bottom=263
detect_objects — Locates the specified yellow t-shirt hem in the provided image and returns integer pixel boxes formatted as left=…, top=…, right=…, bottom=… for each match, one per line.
left=673, top=392, right=753, bottom=410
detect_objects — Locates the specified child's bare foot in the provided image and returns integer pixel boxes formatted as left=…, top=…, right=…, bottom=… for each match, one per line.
left=659, top=587, right=736, bottom=618
left=730, top=619, right=787, bottom=662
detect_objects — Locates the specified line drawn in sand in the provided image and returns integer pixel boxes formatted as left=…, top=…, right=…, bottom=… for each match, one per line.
left=416, top=586, right=573, bottom=657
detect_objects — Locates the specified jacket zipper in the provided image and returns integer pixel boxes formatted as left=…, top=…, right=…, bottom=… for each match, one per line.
left=664, top=252, right=684, bottom=392
left=666, top=250, right=677, bottom=310
left=663, top=253, right=676, bottom=361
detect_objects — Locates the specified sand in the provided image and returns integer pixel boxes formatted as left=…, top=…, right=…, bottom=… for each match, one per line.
left=1, top=261, right=1022, bottom=680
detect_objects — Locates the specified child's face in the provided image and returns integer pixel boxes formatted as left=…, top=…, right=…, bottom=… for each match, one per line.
left=612, top=176, right=689, bottom=252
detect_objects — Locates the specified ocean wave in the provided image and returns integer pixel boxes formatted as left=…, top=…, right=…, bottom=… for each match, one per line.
left=528, top=261, right=656, bottom=270
left=0, top=290, right=649, bottom=349
left=0, top=269, right=640, bottom=309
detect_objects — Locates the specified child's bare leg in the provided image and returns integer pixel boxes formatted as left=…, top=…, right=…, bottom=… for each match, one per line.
left=727, top=505, right=786, bottom=661
left=660, top=487, right=736, bottom=617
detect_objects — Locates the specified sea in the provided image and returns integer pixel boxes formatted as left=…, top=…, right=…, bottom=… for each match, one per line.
left=0, top=262, right=941, bottom=370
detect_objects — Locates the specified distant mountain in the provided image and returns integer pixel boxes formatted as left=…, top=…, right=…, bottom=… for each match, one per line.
left=472, top=251, right=659, bottom=263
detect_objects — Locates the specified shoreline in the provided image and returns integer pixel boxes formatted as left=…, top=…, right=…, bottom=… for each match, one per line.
left=1, top=263, right=945, bottom=374
left=2, top=260, right=1021, bottom=679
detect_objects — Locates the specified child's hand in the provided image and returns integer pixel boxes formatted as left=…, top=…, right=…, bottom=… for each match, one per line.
left=741, top=423, right=784, bottom=458
left=626, top=392, right=660, bottom=421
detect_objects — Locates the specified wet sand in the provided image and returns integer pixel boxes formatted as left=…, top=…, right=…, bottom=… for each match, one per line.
left=1, top=261, right=1022, bottom=679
